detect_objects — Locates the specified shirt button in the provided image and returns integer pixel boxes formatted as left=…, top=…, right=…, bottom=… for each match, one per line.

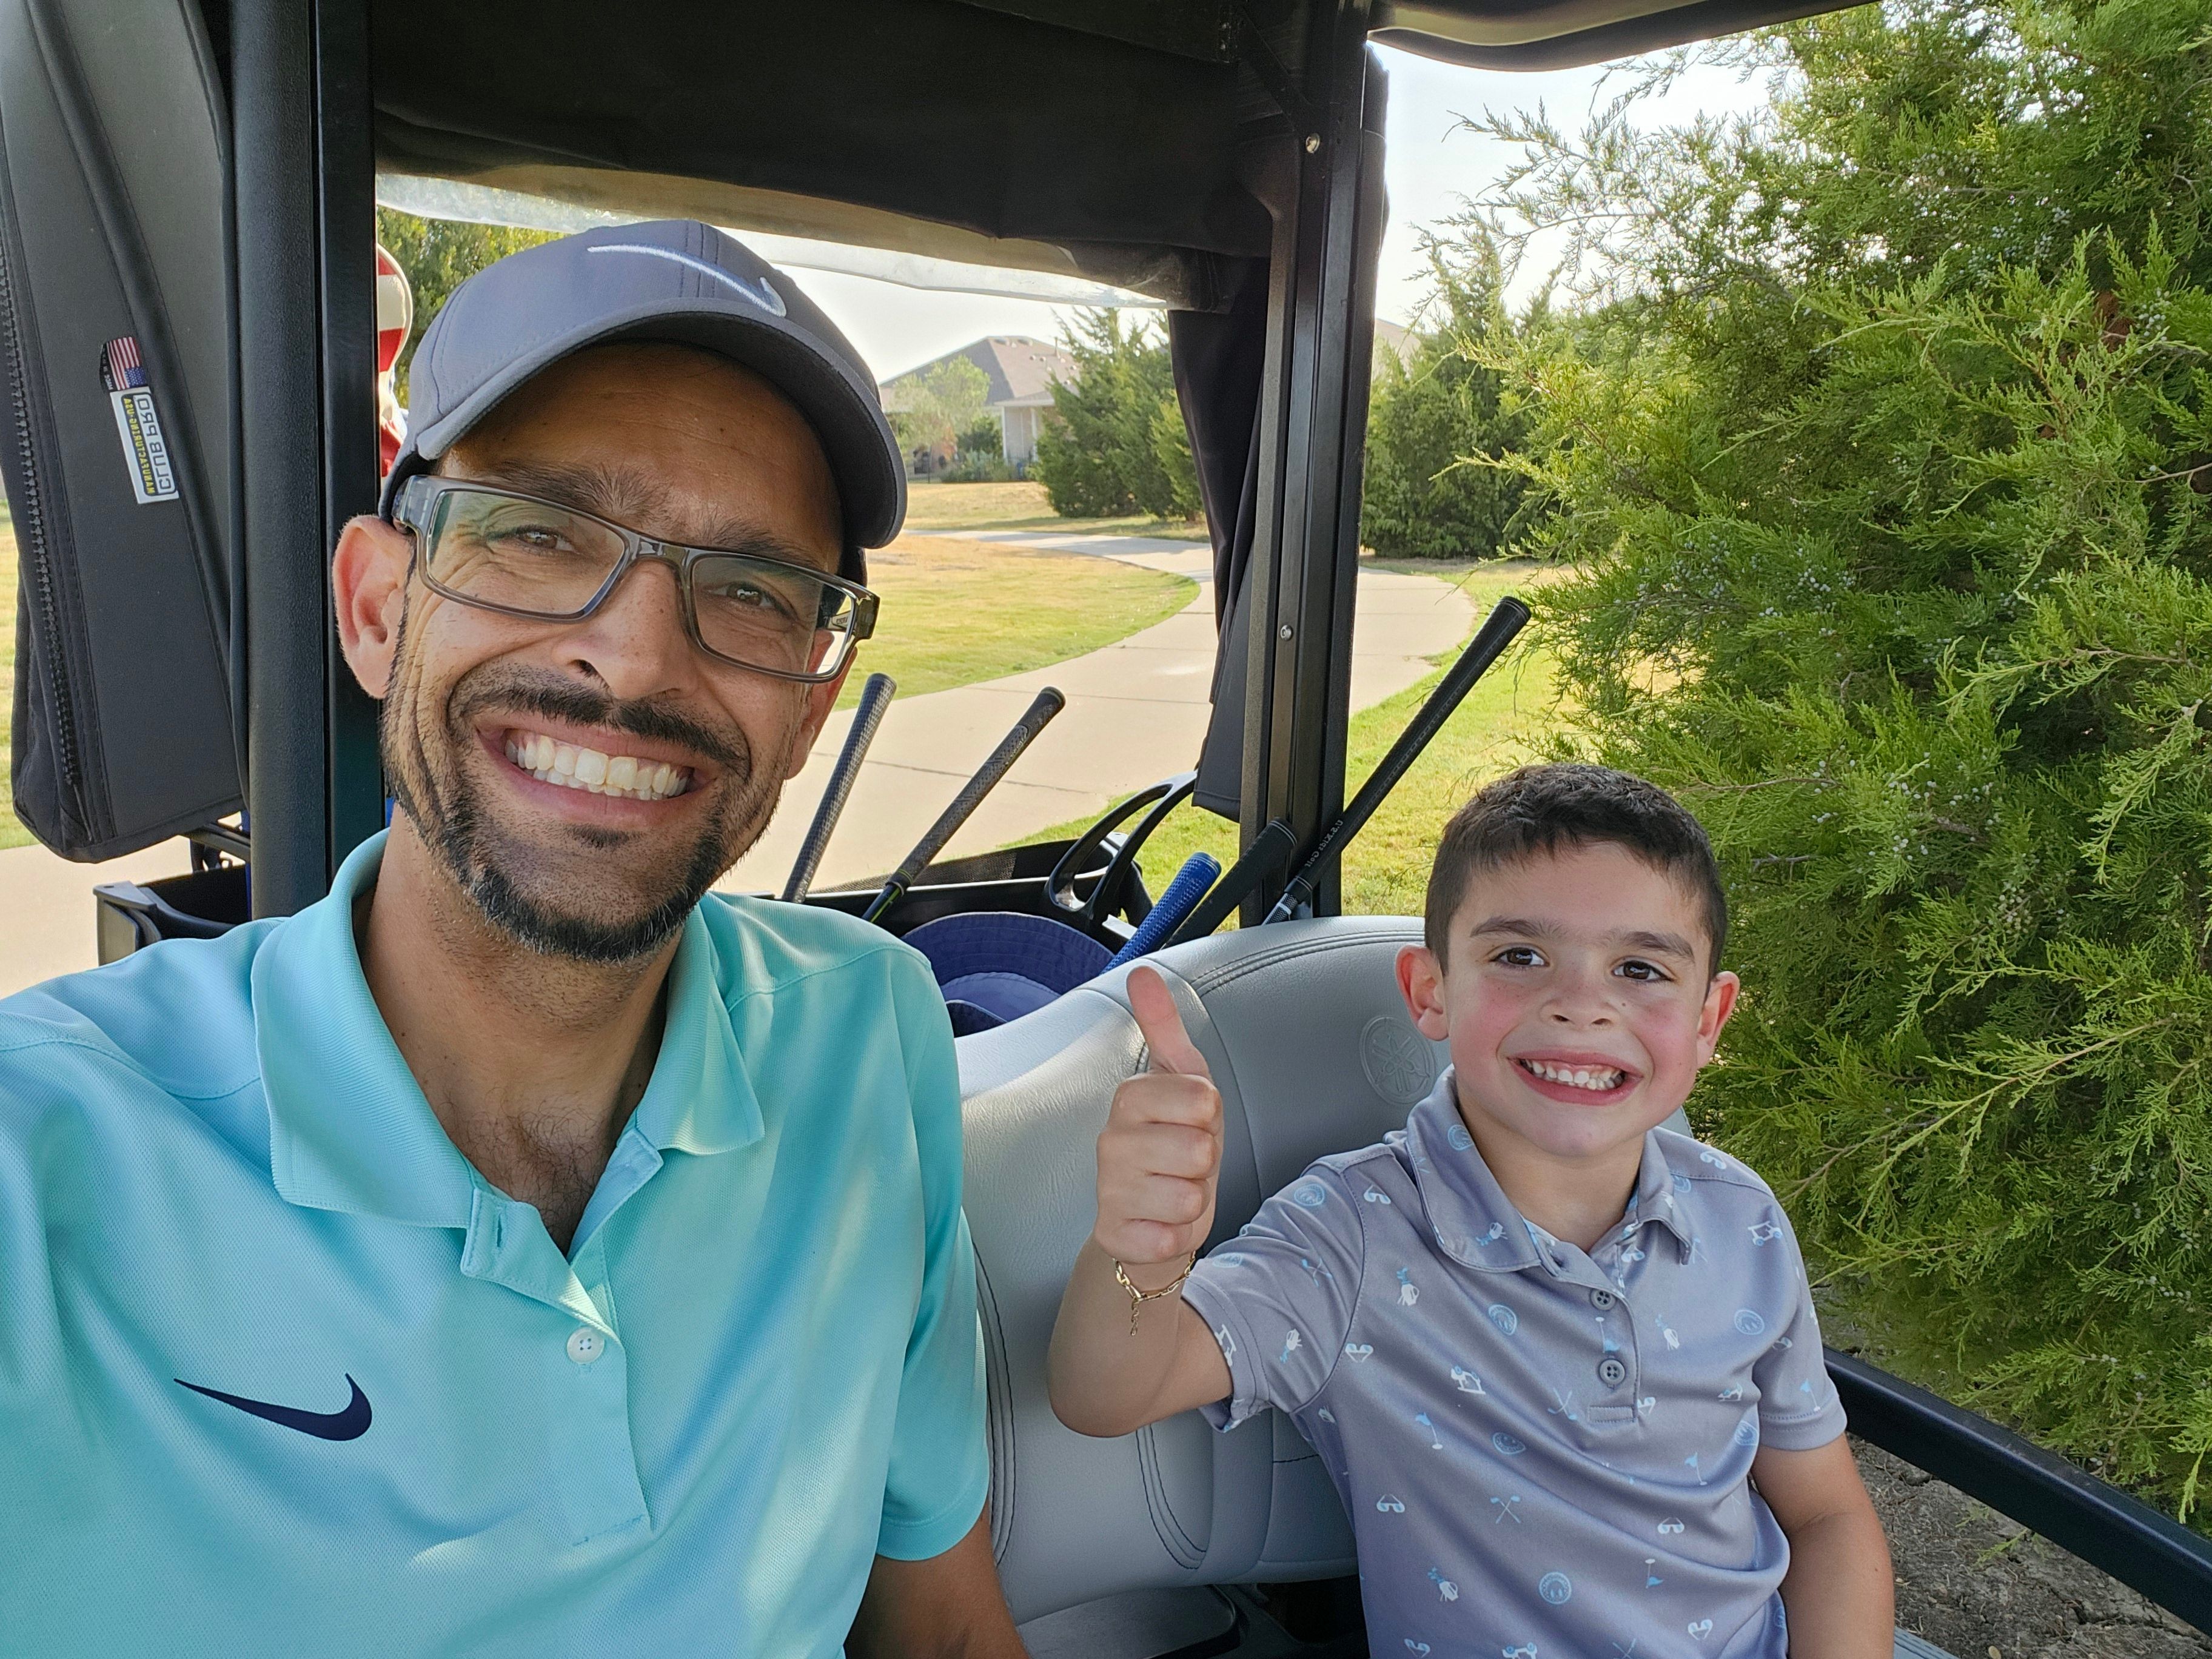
left=566, top=1327, right=605, bottom=1366
left=1590, top=1289, right=1617, bottom=1310
left=1597, top=1356, right=1629, bottom=1388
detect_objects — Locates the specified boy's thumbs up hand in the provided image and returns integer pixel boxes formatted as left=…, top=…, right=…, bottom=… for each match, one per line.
left=1094, top=965, right=1225, bottom=1272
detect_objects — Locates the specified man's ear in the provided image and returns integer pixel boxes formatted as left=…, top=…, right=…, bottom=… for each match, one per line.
left=1396, top=943, right=1450, bottom=1041
left=333, top=515, right=411, bottom=699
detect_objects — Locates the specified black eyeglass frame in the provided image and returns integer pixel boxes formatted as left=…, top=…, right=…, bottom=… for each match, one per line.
left=387, top=474, right=880, bottom=685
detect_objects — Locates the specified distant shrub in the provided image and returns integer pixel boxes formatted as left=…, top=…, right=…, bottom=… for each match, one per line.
left=1360, top=243, right=1537, bottom=561
left=940, top=449, right=1015, bottom=483
left=1035, top=311, right=1199, bottom=520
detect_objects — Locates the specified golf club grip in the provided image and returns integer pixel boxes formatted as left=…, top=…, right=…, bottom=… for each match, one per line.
left=1268, top=595, right=1533, bottom=922
left=862, top=687, right=1066, bottom=923
left=781, top=672, right=896, bottom=902
left=1107, top=852, right=1222, bottom=969
left=1164, top=817, right=1298, bottom=948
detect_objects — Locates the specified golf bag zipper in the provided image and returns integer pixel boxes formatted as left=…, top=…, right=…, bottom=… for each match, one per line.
left=0, top=207, right=81, bottom=812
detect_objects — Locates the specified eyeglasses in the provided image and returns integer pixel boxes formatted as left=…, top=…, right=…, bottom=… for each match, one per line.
left=389, top=476, right=879, bottom=683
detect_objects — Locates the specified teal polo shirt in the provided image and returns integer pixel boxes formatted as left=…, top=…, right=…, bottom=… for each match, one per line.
left=0, top=834, right=988, bottom=1657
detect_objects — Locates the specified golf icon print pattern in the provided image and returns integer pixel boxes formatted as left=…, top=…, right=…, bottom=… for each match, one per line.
left=1179, top=1071, right=1845, bottom=1658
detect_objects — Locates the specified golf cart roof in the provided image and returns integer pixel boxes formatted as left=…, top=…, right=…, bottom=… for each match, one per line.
left=369, top=0, right=1846, bottom=308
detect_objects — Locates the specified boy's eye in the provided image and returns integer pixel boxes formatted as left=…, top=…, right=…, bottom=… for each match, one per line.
left=1615, top=959, right=1668, bottom=982
left=1494, top=946, right=1546, bottom=968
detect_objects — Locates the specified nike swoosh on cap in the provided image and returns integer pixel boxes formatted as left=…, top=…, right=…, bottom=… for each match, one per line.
left=175, top=1374, right=373, bottom=1441
left=585, top=243, right=788, bottom=317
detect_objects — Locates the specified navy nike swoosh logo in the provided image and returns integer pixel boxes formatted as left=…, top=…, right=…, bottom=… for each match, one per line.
left=175, top=1375, right=372, bottom=1441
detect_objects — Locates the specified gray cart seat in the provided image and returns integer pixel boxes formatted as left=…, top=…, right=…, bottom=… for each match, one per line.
left=959, top=917, right=1436, bottom=1623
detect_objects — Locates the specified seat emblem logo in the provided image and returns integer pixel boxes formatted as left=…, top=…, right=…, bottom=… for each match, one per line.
left=1360, top=1015, right=1435, bottom=1106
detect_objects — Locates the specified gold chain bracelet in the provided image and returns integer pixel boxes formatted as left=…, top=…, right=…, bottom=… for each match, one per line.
left=1113, top=1250, right=1199, bottom=1335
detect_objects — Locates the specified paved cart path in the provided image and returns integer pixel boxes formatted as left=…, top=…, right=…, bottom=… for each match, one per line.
left=718, top=532, right=1471, bottom=896
left=0, top=535, right=1472, bottom=996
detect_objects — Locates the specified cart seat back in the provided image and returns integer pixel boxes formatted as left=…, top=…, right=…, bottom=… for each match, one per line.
left=957, top=916, right=1447, bottom=1622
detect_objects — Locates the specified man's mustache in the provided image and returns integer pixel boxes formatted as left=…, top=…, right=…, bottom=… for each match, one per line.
left=447, top=669, right=749, bottom=774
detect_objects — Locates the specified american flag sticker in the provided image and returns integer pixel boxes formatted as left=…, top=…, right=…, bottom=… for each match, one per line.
left=100, top=336, right=176, bottom=503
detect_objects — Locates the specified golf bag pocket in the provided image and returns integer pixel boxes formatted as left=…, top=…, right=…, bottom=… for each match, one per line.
left=0, top=0, right=240, bottom=860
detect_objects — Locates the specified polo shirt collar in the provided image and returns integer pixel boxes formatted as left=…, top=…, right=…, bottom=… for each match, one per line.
left=623, top=899, right=762, bottom=1158
left=255, top=833, right=477, bottom=1227
left=1403, top=1069, right=1693, bottom=1272
left=254, top=833, right=763, bottom=1228
left=1403, top=1071, right=1543, bottom=1273
left=1615, top=1128, right=1695, bottom=1253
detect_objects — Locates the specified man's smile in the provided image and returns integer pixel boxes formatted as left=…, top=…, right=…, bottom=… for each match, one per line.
left=500, top=725, right=696, bottom=800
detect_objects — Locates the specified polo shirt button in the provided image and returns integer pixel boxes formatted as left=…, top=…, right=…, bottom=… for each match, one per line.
left=1590, top=1289, right=1617, bottom=1310
left=566, top=1327, right=605, bottom=1366
left=1597, top=1356, right=1629, bottom=1388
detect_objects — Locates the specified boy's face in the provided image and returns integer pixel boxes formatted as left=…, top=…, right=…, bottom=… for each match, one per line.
left=1396, top=840, right=1740, bottom=1167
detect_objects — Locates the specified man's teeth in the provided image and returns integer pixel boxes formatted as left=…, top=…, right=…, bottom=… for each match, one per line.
left=1521, top=1059, right=1627, bottom=1091
left=503, top=732, right=691, bottom=800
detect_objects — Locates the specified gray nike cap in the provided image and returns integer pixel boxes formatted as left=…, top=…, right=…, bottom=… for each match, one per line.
left=378, top=219, right=902, bottom=580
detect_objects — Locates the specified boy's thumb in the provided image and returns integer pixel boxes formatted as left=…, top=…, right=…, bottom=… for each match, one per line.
left=1127, top=965, right=1210, bottom=1080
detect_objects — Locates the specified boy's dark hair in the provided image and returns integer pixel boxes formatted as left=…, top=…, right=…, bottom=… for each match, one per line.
left=1424, top=763, right=1729, bottom=972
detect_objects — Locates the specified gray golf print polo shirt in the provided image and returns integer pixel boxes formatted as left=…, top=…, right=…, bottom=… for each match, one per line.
left=1179, top=1071, right=1845, bottom=1659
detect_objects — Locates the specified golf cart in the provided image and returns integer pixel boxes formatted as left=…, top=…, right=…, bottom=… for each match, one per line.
left=3, top=0, right=2208, bottom=1651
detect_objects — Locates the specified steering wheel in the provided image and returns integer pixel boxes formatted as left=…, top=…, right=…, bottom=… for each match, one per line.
left=1045, top=771, right=1199, bottom=930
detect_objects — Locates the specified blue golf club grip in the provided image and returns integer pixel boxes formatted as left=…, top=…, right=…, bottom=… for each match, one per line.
left=1107, top=853, right=1222, bottom=970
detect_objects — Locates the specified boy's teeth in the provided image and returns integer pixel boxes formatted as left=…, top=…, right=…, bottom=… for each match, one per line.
left=503, top=730, right=692, bottom=800
left=1522, top=1059, right=1626, bottom=1091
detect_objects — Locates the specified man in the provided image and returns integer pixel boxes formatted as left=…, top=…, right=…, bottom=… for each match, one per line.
left=0, top=221, right=1025, bottom=1656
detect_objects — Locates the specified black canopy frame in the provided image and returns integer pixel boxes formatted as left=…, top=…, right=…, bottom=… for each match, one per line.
left=195, top=0, right=2212, bottom=1629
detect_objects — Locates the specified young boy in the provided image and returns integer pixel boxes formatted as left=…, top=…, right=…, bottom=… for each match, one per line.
left=1048, top=763, right=1892, bottom=1658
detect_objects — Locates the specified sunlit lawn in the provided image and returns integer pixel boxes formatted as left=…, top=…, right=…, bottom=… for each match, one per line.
left=0, top=518, right=24, bottom=851
left=1017, top=560, right=1570, bottom=920
left=844, top=533, right=1196, bottom=708
left=903, top=479, right=1208, bottom=541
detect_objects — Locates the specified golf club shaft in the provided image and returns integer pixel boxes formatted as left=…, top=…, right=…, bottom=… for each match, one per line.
left=1264, top=594, right=1533, bottom=924
left=781, top=672, right=896, bottom=902
left=861, top=686, right=1067, bottom=925
left=1162, top=817, right=1298, bottom=948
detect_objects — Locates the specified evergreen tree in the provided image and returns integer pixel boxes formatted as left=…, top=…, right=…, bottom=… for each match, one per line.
left=1469, top=0, right=2212, bottom=1517
left=1035, top=311, right=1198, bottom=518
left=1361, top=238, right=1535, bottom=560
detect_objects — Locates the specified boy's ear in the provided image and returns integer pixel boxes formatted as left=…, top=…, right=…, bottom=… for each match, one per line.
left=1695, top=970, right=1741, bottom=1064
left=1396, top=943, right=1450, bottom=1041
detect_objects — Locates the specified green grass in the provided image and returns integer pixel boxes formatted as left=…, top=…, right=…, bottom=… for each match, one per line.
left=843, top=533, right=1196, bottom=708
left=1017, top=560, right=1569, bottom=919
left=0, top=517, right=25, bottom=851
left=902, top=479, right=1208, bottom=541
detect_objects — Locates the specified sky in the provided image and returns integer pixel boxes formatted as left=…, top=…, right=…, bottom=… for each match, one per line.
left=808, top=41, right=1777, bottom=383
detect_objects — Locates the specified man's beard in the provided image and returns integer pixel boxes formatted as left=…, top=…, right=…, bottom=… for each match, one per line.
left=381, top=609, right=786, bottom=964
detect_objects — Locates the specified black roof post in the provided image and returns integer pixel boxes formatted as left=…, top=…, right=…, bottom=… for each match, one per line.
left=1236, top=2, right=1386, bottom=920
left=231, top=0, right=381, bottom=916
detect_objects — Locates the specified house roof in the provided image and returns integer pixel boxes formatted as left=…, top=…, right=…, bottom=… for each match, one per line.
left=880, top=335, right=1078, bottom=413
left=1375, top=318, right=1417, bottom=369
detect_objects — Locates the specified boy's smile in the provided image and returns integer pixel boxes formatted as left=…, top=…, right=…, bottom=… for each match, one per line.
left=1396, top=840, right=1739, bottom=1246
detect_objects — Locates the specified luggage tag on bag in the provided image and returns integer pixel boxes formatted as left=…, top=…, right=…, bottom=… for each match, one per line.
left=99, top=335, right=178, bottom=504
